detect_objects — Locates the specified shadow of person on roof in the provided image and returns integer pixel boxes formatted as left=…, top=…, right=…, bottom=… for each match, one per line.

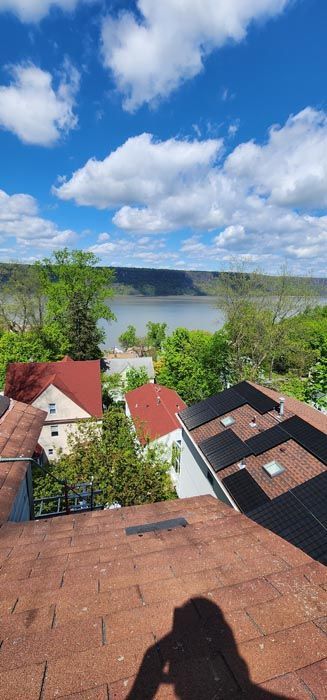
left=125, top=597, right=289, bottom=700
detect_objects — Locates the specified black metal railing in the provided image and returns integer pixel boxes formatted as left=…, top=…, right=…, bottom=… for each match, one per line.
left=0, top=456, right=103, bottom=519
left=33, top=481, right=103, bottom=518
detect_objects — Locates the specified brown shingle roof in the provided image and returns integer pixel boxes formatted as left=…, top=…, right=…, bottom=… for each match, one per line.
left=188, top=383, right=327, bottom=501
left=251, top=381, right=327, bottom=432
left=0, top=400, right=46, bottom=524
left=0, top=495, right=326, bottom=698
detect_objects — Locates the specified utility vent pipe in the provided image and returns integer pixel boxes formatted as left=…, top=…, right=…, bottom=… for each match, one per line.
left=279, top=397, right=285, bottom=417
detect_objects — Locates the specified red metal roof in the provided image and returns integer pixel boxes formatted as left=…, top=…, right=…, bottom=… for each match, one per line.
left=5, top=358, right=103, bottom=419
left=125, top=384, right=186, bottom=443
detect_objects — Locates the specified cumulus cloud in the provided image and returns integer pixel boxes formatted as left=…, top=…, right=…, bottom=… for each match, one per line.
left=54, top=107, right=327, bottom=270
left=0, top=0, right=92, bottom=22
left=0, top=61, right=79, bottom=145
left=55, top=132, right=222, bottom=207
left=101, top=0, right=290, bottom=110
left=226, top=108, right=327, bottom=208
left=0, top=188, right=77, bottom=250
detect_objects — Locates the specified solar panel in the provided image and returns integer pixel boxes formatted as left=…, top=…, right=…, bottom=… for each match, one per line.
left=248, top=471, right=327, bottom=565
left=179, top=387, right=246, bottom=431
left=246, top=424, right=289, bottom=456
left=0, top=395, right=10, bottom=419
left=291, top=471, right=327, bottom=529
left=233, top=381, right=279, bottom=414
left=281, top=415, right=327, bottom=466
left=223, top=469, right=270, bottom=512
left=199, top=429, right=251, bottom=472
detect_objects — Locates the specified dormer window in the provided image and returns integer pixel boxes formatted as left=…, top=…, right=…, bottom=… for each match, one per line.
left=262, top=460, right=285, bottom=478
left=49, top=403, right=56, bottom=415
left=220, top=415, right=235, bottom=427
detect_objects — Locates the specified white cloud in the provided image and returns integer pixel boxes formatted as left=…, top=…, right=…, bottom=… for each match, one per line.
left=55, top=132, right=222, bottom=208
left=0, top=0, right=92, bottom=22
left=101, top=0, right=290, bottom=110
left=226, top=108, right=327, bottom=208
left=0, top=61, right=79, bottom=145
left=54, top=108, right=327, bottom=270
left=0, top=188, right=77, bottom=251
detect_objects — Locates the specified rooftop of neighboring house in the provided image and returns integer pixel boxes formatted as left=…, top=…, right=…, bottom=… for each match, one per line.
left=0, top=495, right=327, bottom=699
left=4, top=356, right=103, bottom=419
left=178, top=381, right=327, bottom=563
left=105, top=350, right=139, bottom=359
left=105, top=356, right=155, bottom=379
left=0, top=396, right=46, bottom=523
left=126, top=383, right=187, bottom=444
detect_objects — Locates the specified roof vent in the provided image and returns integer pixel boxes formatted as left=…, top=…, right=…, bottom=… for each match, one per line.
left=157, top=396, right=161, bottom=405
left=279, top=397, right=285, bottom=417
left=249, top=416, right=257, bottom=428
left=238, top=458, right=246, bottom=469
left=126, top=517, right=188, bottom=536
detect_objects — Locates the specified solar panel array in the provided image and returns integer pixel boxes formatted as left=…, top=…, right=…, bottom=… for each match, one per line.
left=223, top=469, right=270, bottom=512
left=281, top=415, right=327, bottom=466
left=233, top=381, right=279, bottom=414
left=199, top=429, right=251, bottom=472
left=246, top=424, right=289, bottom=456
left=248, top=471, right=327, bottom=565
left=179, top=388, right=246, bottom=431
left=0, top=395, right=10, bottom=419
left=179, top=381, right=279, bottom=431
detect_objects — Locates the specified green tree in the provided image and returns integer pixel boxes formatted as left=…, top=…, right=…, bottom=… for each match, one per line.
left=146, top=321, right=167, bottom=350
left=305, top=341, right=327, bottom=410
left=0, top=330, right=54, bottom=388
left=118, top=325, right=138, bottom=350
left=0, top=265, right=44, bottom=333
left=33, top=405, right=175, bottom=507
left=65, top=289, right=104, bottom=360
left=156, top=327, right=230, bottom=403
left=101, top=372, right=123, bottom=408
left=38, top=249, right=115, bottom=359
left=217, top=264, right=314, bottom=380
left=125, top=366, right=150, bottom=392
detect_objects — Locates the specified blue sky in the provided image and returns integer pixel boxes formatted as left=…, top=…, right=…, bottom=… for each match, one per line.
left=0, top=0, right=326, bottom=274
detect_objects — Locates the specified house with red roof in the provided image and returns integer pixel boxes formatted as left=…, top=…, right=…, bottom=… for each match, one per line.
left=125, top=383, right=186, bottom=482
left=5, top=356, right=102, bottom=460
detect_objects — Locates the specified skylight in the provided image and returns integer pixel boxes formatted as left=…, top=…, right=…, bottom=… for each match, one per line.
left=262, top=460, right=285, bottom=478
left=220, top=415, right=235, bottom=427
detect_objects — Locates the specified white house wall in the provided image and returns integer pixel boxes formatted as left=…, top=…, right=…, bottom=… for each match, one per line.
left=177, top=428, right=234, bottom=506
left=33, top=385, right=90, bottom=420
left=33, top=384, right=90, bottom=459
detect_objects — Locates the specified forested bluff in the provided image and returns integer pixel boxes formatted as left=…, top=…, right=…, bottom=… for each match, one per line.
left=0, top=263, right=326, bottom=297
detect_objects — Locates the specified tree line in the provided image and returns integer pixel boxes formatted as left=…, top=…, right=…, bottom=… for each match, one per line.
left=1, top=251, right=325, bottom=509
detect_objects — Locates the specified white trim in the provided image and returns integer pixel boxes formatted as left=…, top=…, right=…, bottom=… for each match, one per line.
left=176, top=413, right=240, bottom=512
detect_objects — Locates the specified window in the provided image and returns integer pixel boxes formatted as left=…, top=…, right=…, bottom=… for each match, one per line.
left=48, top=448, right=54, bottom=455
left=262, top=460, right=285, bottom=478
left=171, top=440, right=181, bottom=474
left=207, top=469, right=214, bottom=486
left=220, top=415, right=235, bottom=427
left=48, top=403, right=56, bottom=415
left=51, top=425, right=59, bottom=437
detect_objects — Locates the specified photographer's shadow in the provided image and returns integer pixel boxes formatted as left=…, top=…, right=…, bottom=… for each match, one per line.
left=126, top=597, right=288, bottom=699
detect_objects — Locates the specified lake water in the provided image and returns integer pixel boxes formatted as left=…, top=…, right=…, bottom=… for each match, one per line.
left=102, top=294, right=327, bottom=350
left=102, top=296, right=224, bottom=349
